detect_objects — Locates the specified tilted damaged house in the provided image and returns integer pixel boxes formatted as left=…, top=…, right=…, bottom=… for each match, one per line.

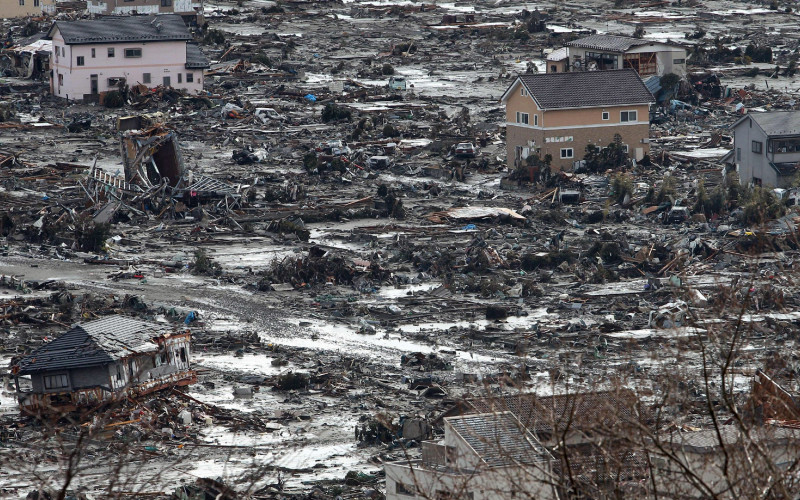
left=727, top=111, right=800, bottom=187
left=12, top=315, right=195, bottom=413
left=46, top=14, right=209, bottom=101
left=553, top=34, right=687, bottom=77
left=503, top=69, right=655, bottom=171
left=385, top=412, right=556, bottom=500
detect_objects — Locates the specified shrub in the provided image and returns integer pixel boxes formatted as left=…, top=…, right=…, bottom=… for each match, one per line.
left=76, top=222, right=110, bottom=253
left=742, top=186, right=785, bottom=225
left=381, top=63, right=395, bottom=75
left=611, top=173, right=634, bottom=205
left=321, top=103, right=351, bottom=122
left=104, top=91, right=125, bottom=108
left=192, top=248, right=222, bottom=276
left=382, top=123, right=400, bottom=137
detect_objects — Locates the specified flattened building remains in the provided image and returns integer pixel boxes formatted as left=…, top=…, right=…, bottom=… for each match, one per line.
left=12, top=315, right=195, bottom=414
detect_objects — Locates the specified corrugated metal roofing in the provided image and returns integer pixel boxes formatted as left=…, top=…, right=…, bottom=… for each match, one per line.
left=17, top=315, right=167, bottom=374
left=516, top=69, right=655, bottom=109
left=446, top=412, right=551, bottom=467
left=49, top=14, right=191, bottom=45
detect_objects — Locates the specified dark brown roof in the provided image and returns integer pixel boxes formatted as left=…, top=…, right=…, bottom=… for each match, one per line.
left=512, top=69, right=655, bottom=110
left=455, top=388, right=644, bottom=436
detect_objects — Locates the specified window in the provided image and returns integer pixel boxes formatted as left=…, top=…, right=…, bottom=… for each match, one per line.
left=91, top=48, right=95, bottom=58
left=116, top=366, right=123, bottom=382
left=550, top=64, right=557, bottom=73
left=737, top=147, right=741, bottom=161
left=621, top=144, right=629, bottom=153
left=161, top=0, right=172, bottom=5
left=516, top=111, right=529, bottom=125
left=18, top=0, right=24, bottom=5
left=179, top=347, right=187, bottom=363
left=186, top=72, right=194, bottom=83
left=76, top=56, right=84, bottom=66
left=533, top=114, right=538, bottom=126
left=58, top=73, right=63, bottom=86
left=752, top=140, right=763, bottom=154
left=34, top=0, right=39, bottom=5
left=142, top=72, right=151, bottom=84
left=753, top=177, right=762, bottom=186
left=560, top=148, right=574, bottom=159
left=163, top=76, right=171, bottom=87
left=673, top=58, right=685, bottom=64
left=108, top=48, right=115, bottom=57
left=395, top=482, right=415, bottom=496
left=124, top=48, right=142, bottom=58
left=602, top=111, right=610, bottom=120
left=44, top=374, right=69, bottom=390
left=520, top=86, right=527, bottom=96
left=620, top=110, right=638, bottom=122
left=177, top=73, right=182, bottom=84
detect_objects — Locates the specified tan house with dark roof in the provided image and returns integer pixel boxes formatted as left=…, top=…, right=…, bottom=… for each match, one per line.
left=1, top=0, right=55, bottom=18
left=502, top=69, right=655, bottom=171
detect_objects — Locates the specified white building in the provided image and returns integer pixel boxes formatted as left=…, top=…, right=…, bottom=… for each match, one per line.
left=384, top=412, right=557, bottom=500
left=46, top=14, right=209, bottom=101
left=546, top=34, right=687, bottom=78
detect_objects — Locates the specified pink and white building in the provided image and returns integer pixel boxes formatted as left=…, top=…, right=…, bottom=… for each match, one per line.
left=46, top=14, right=208, bottom=101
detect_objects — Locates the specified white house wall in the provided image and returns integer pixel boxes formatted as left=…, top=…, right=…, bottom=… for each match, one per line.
left=51, top=27, right=204, bottom=100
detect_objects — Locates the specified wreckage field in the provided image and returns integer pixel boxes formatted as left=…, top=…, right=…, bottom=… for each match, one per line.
left=4, top=0, right=800, bottom=498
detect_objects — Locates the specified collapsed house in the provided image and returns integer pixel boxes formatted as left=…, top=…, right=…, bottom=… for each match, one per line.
left=86, top=121, right=240, bottom=218
left=12, top=315, right=196, bottom=414
left=560, top=34, right=688, bottom=77
left=384, top=412, right=556, bottom=500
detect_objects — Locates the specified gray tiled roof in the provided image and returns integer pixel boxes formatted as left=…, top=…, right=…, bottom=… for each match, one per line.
left=446, top=412, right=551, bottom=467
left=185, top=42, right=210, bottom=69
left=515, top=69, right=655, bottom=110
left=567, top=34, right=653, bottom=52
left=748, top=111, right=800, bottom=137
left=17, top=315, right=166, bottom=374
left=48, top=14, right=192, bottom=45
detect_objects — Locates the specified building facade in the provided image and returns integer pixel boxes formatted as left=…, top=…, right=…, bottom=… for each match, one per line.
left=502, top=69, right=654, bottom=171
left=552, top=34, right=687, bottom=77
left=47, top=14, right=208, bottom=101
left=385, top=412, right=556, bottom=500
left=13, top=315, right=196, bottom=414
left=86, top=0, right=203, bottom=23
left=729, top=111, right=800, bottom=187
left=0, top=0, right=55, bottom=18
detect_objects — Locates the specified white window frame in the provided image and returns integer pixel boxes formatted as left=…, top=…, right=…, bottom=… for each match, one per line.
left=602, top=111, right=610, bottom=121
left=516, top=112, right=529, bottom=125
left=533, top=114, right=538, bottom=126
left=560, top=148, right=574, bottom=159
left=44, top=373, right=69, bottom=390
left=621, top=144, right=629, bottom=153
left=520, top=86, right=527, bottom=97
left=621, top=110, right=638, bottom=122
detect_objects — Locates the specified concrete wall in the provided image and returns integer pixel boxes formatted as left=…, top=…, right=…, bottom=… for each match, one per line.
left=0, top=0, right=54, bottom=18
left=51, top=27, right=204, bottom=100
left=505, top=83, right=650, bottom=171
left=385, top=461, right=555, bottom=500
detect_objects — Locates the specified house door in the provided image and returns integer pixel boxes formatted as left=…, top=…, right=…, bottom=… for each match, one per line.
left=90, top=74, right=98, bottom=94
left=163, top=76, right=171, bottom=87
